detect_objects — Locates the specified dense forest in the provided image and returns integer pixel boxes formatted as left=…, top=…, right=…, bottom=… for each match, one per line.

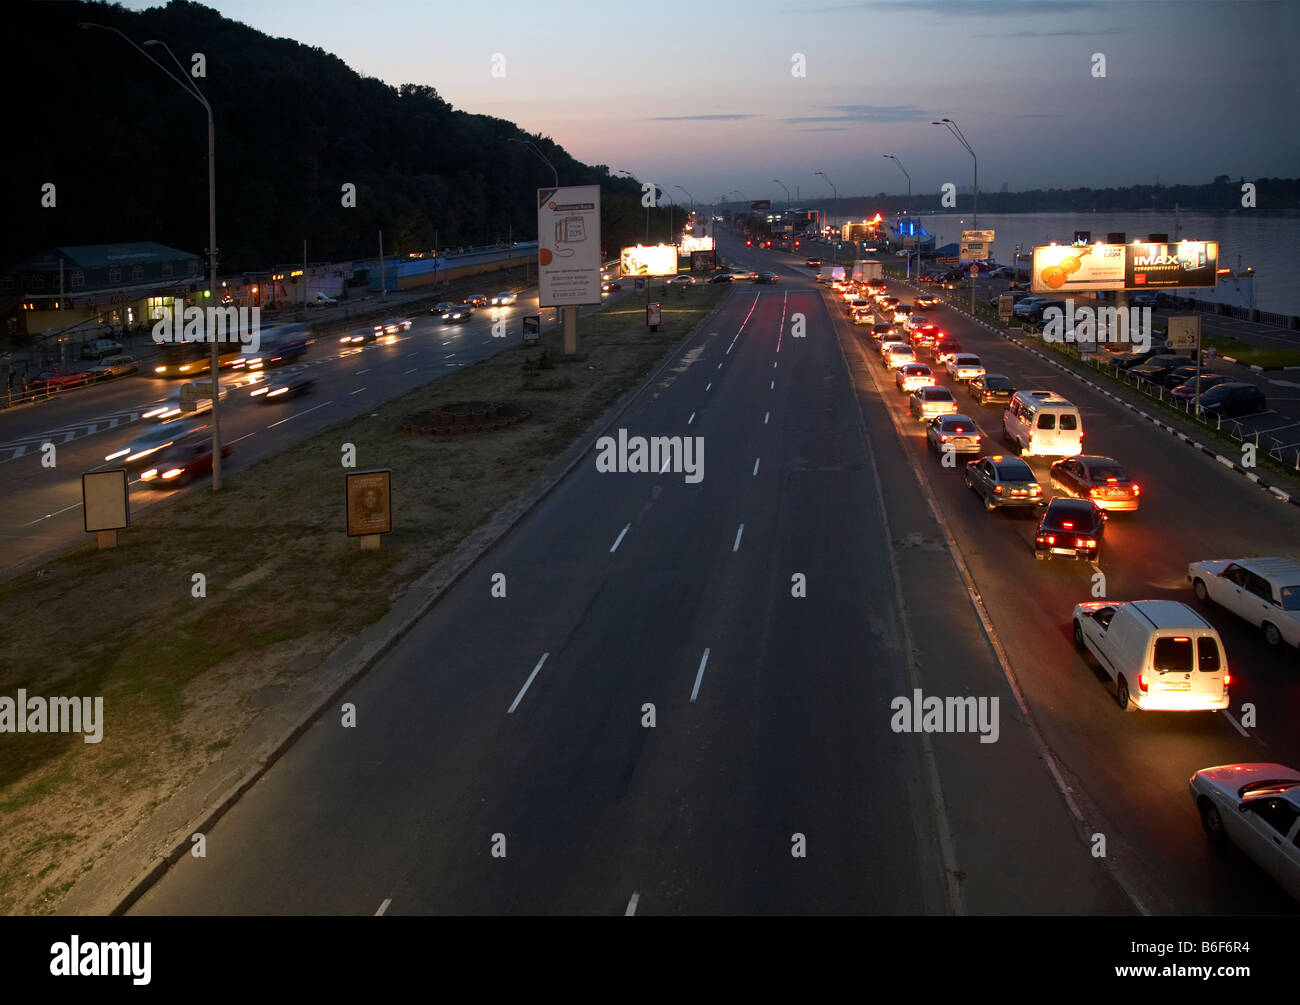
left=3, top=1, right=673, bottom=273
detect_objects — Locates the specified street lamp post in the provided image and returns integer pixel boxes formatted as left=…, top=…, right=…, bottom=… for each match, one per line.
left=815, top=171, right=837, bottom=262
left=932, top=118, right=978, bottom=310
left=512, top=137, right=559, bottom=187
left=675, top=185, right=695, bottom=226
left=81, top=21, right=225, bottom=490
left=772, top=178, right=790, bottom=213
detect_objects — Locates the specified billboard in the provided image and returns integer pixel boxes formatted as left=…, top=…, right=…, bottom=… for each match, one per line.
left=750, top=200, right=771, bottom=212
left=1032, top=241, right=1219, bottom=293
left=960, top=229, right=994, bottom=262
left=620, top=244, right=679, bottom=277
left=690, top=250, right=716, bottom=271
left=680, top=235, right=715, bottom=254
left=537, top=185, right=602, bottom=307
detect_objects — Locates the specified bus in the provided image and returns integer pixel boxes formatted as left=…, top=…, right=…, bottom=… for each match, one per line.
left=150, top=342, right=246, bottom=378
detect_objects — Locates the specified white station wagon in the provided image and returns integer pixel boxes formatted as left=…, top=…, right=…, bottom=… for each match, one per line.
left=1188, top=557, right=1300, bottom=650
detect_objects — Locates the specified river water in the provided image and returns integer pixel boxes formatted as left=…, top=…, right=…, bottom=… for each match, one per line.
left=907, top=212, right=1299, bottom=316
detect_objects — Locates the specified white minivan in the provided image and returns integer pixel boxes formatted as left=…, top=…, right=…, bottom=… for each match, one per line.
left=1072, top=599, right=1231, bottom=711
left=1003, top=390, right=1084, bottom=457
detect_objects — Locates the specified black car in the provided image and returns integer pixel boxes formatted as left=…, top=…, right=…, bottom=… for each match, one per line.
left=439, top=303, right=473, bottom=322
left=1034, top=498, right=1106, bottom=561
left=251, top=372, right=315, bottom=403
left=1129, top=355, right=1196, bottom=383
left=753, top=272, right=778, bottom=284
left=708, top=273, right=734, bottom=284
left=1196, top=382, right=1267, bottom=417
left=964, top=454, right=1045, bottom=511
left=968, top=373, right=1015, bottom=406
left=1023, top=299, right=1067, bottom=323
left=1157, top=364, right=1207, bottom=390
left=601, top=280, right=623, bottom=292
left=1108, top=346, right=1174, bottom=370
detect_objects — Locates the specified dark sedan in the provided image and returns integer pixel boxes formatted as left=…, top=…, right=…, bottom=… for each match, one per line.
left=1196, top=382, right=1267, bottom=417
left=968, top=373, right=1015, bottom=406
left=964, top=454, right=1045, bottom=511
left=753, top=272, right=779, bottom=284
left=708, top=273, right=733, bottom=284
left=1034, top=498, right=1106, bottom=561
left=1129, top=355, right=1196, bottom=383
left=1049, top=455, right=1140, bottom=512
left=1171, top=373, right=1233, bottom=402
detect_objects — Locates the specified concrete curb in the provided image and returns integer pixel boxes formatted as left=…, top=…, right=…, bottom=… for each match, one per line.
left=894, top=277, right=1300, bottom=511
left=61, top=291, right=735, bottom=916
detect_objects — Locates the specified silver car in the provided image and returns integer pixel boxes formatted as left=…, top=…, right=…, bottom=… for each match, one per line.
left=1190, top=763, right=1300, bottom=902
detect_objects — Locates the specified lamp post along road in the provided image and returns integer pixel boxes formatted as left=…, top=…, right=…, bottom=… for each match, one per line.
left=83, top=23, right=224, bottom=489
left=933, top=118, right=978, bottom=311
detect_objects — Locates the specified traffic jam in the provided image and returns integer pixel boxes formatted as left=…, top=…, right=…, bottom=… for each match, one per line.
left=830, top=265, right=1300, bottom=908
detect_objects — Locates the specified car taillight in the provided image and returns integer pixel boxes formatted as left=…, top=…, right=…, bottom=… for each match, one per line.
left=1041, top=535, right=1055, bottom=545
left=1062, top=521, right=1074, bottom=529
left=1222, top=672, right=1231, bottom=687
left=1138, top=672, right=1149, bottom=693
left=1031, top=484, right=1042, bottom=494
left=1132, top=484, right=1140, bottom=496
left=940, top=435, right=948, bottom=442
left=993, top=485, right=1004, bottom=494
left=1090, top=487, right=1103, bottom=499
left=1076, top=538, right=1096, bottom=549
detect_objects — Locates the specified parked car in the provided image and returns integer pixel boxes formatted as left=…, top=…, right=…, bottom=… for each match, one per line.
left=81, top=338, right=124, bottom=360
left=1172, top=373, right=1233, bottom=401
left=1034, top=498, right=1105, bottom=561
left=1129, top=355, right=1197, bottom=384
left=964, top=454, right=1045, bottom=511
left=1196, top=382, right=1267, bottom=417
left=1050, top=455, right=1140, bottom=512
left=87, top=354, right=139, bottom=380
left=1189, top=763, right=1300, bottom=902
left=968, top=373, right=1015, bottom=406
left=1072, top=599, right=1229, bottom=710
left=28, top=369, right=93, bottom=391
left=1188, top=557, right=1300, bottom=650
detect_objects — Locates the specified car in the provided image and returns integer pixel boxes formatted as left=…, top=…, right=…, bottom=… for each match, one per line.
left=1171, top=373, right=1234, bottom=401
left=871, top=323, right=895, bottom=340
left=1033, top=498, right=1105, bottom=561
left=946, top=353, right=986, bottom=382
left=851, top=308, right=876, bottom=326
left=968, top=373, right=1015, bottom=407
left=913, top=295, right=939, bottom=310
left=1107, top=346, right=1171, bottom=370
left=988, top=266, right=1016, bottom=279
left=1003, top=390, right=1084, bottom=457
left=439, top=303, right=473, bottom=322
left=28, top=369, right=93, bottom=391
left=964, top=454, right=1045, bottom=511
left=805, top=258, right=823, bottom=268
left=926, top=414, right=984, bottom=455
left=668, top=275, right=696, bottom=285
left=1050, top=455, right=1141, bottom=512
left=250, top=372, right=316, bottom=403
left=910, top=386, right=958, bottom=422
left=865, top=280, right=887, bottom=295
left=813, top=272, right=827, bottom=284
left=883, top=343, right=916, bottom=369
left=933, top=340, right=965, bottom=364
left=990, top=289, right=1033, bottom=309
left=463, top=294, right=489, bottom=308
left=1021, top=299, right=1067, bottom=324
left=903, top=314, right=929, bottom=332
left=1188, top=557, right=1300, bottom=650
left=1073, top=600, right=1230, bottom=710
left=1196, top=382, right=1266, bottom=417
left=1012, top=296, right=1051, bottom=318
left=87, top=354, right=139, bottom=380
left=877, top=296, right=900, bottom=310
left=602, top=280, right=625, bottom=292
left=896, top=364, right=935, bottom=393
left=918, top=272, right=939, bottom=284
left=910, top=324, right=944, bottom=349
left=81, top=338, right=124, bottom=360
left=105, top=418, right=207, bottom=465
left=753, top=272, right=778, bottom=284
left=142, top=383, right=228, bottom=421
left=1157, top=364, right=1209, bottom=390
left=707, top=274, right=732, bottom=285
left=1188, top=763, right=1300, bottom=901
left=139, top=434, right=232, bottom=487
left=490, top=291, right=518, bottom=305
left=308, top=292, right=337, bottom=306
left=1129, top=355, right=1197, bottom=383
left=340, top=326, right=379, bottom=344
left=940, top=275, right=962, bottom=290
left=374, top=317, right=413, bottom=336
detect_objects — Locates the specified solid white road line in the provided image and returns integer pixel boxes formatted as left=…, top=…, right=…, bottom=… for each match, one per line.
left=690, top=648, right=710, bottom=704
left=625, top=892, right=640, bottom=916
left=268, top=401, right=333, bottom=428
left=507, top=653, right=550, bottom=714
left=688, top=412, right=695, bottom=425
left=610, top=524, right=631, bottom=553
left=1222, top=710, right=1250, bottom=737
left=375, top=898, right=392, bottom=916
left=732, top=523, right=744, bottom=552
left=752, top=458, right=760, bottom=476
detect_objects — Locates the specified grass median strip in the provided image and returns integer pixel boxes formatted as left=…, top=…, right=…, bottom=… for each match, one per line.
left=0, top=284, right=724, bottom=914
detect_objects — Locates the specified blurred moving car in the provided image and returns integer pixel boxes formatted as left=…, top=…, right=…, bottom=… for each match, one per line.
left=1188, top=556, right=1300, bottom=650
left=105, top=419, right=206, bottom=464
left=1034, top=498, right=1105, bottom=561
left=1050, top=455, right=1141, bottom=512
left=1188, top=763, right=1300, bottom=902
left=251, top=372, right=316, bottom=403
left=964, top=455, right=1045, bottom=511
left=438, top=303, right=472, bottom=322
left=463, top=294, right=489, bottom=307
left=142, top=383, right=229, bottom=421
left=805, top=258, right=823, bottom=267
left=668, top=275, right=696, bottom=285
left=374, top=318, right=413, bottom=335
left=708, top=274, right=733, bottom=284
left=490, top=291, right=518, bottom=305
left=139, top=433, right=232, bottom=487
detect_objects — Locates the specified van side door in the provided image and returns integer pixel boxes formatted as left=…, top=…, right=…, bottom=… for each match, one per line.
left=1079, top=606, right=1118, bottom=680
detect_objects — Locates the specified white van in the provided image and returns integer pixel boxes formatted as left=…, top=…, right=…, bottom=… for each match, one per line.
left=1072, top=599, right=1231, bottom=711
left=1002, top=390, right=1083, bottom=457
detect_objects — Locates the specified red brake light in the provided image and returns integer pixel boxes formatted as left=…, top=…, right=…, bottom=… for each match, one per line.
left=1062, top=521, right=1074, bottom=529
left=1223, top=672, right=1231, bottom=686
left=1172, top=636, right=1190, bottom=642
left=1132, top=484, right=1140, bottom=496
left=1090, top=487, right=1103, bottom=499
left=1138, top=672, right=1149, bottom=693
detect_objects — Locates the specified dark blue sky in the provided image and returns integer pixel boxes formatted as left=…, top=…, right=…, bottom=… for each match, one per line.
left=124, top=0, right=1299, bottom=205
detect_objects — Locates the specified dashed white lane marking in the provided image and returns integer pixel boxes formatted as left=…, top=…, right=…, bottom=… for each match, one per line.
left=375, top=898, right=392, bottom=916
left=625, top=892, right=640, bottom=916
left=706, top=382, right=712, bottom=391
left=610, top=524, right=631, bottom=553
left=717, top=362, right=723, bottom=369
left=764, top=411, right=769, bottom=424
left=753, top=457, right=760, bottom=476
left=356, top=369, right=370, bottom=375
left=227, top=431, right=257, bottom=446
left=688, top=411, right=695, bottom=425
left=404, top=368, right=418, bottom=374
left=732, top=523, right=744, bottom=552
left=268, top=401, right=333, bottom=428
left=690, top=648, right=710, bottom=704
left=350, top=388, right=366, bottom=395
left=770, top=381, right=775, bottom=390
left=507, top=653, right=550, bottom=714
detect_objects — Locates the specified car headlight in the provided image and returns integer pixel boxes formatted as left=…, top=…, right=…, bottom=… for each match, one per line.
left=161, top=468, right=184, bottom=480
left=141, top=468, right=158, bottom=480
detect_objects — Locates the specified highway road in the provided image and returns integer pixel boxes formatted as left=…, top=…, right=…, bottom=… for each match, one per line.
left=129, top=239, right=1142, bottom=915
left=0, top=285, right=617, bottom=574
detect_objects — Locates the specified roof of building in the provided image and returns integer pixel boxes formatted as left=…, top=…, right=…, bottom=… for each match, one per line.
left=14, top=243, right=200, bottom=272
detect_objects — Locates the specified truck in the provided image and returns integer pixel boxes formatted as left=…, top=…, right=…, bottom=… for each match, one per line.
left=830, top=265, right=846, bottom=282
left=853, top=259, right=883, bottom=282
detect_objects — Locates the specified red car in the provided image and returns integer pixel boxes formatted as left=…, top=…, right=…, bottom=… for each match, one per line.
left=139, top=434, right=232, bottom=487
left=28, top=369, right=93, bottom=391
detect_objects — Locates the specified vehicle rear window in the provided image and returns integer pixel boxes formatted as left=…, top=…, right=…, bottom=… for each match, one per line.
left=1197, top=637, right=1222, bottom=672
left=1089, top=465, right=1127, bottom=483
left=1037, top=414, right=1056, bottom=430
left=1153, top=637, right=1193, bottom=673
left=1059, top=414, right=1078, bottom=431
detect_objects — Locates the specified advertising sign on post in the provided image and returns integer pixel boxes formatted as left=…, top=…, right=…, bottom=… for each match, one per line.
left=537, top=185, right=602, bottom=307
left=960, top=229, right=995, bottom=261
left=83, top=469, right=129, bottom=549
left=346, top=469, right=392, bottom=548
left=522, top=315, right=540, bottom=345
left=620, top=245, right=679, bottom=277
left=1166, top=315, right=1201, bottom=351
